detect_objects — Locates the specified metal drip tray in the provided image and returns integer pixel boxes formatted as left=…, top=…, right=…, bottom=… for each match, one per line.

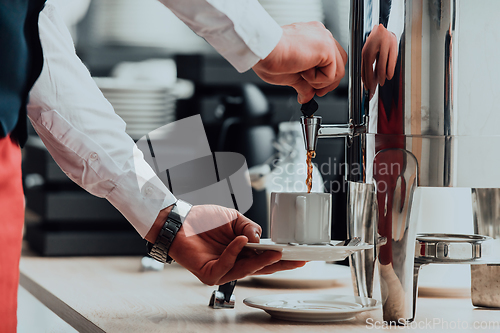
left=415, top=233, right=491, bottom=264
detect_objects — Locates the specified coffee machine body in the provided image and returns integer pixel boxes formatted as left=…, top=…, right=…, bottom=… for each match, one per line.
left=302, top=0, right=500, bottom=323
left=347, top=0, right=500, bottom=322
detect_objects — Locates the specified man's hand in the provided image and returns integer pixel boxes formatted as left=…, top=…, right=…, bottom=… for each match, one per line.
left=252, top=21, right=348, bottom=104
left=166, top=205, right=305, bottom=285
left=361, top=24, right=398, bottom=100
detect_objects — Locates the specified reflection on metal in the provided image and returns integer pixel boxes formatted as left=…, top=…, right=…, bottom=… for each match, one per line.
left=300, top=116, right=356, bottom=152
left=372, top=149, right=418, bottom=323
left=413, top=233, right=494, bottom=318
left=344, top=0, right=500, bottom=322
left=471, top=189, right=500, bottom=307
left=347, top=0, right=462, bottom=184
left=472, top=189, right=500, bottom=238
left=209, top=281, right=237, bottom=309
left=306, top=0, right=500, bottom=324
left=347, top=181, right=377, bottom=299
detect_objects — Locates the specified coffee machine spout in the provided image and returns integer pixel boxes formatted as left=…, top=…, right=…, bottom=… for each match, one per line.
left=299, top=116, right=356, bottom=151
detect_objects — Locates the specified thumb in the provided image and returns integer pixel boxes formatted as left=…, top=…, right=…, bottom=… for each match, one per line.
left=232, top=212, right=261, bottom=243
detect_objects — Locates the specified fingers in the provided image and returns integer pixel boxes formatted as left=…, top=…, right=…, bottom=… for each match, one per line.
left=362, top=24, right=399, bottom=93
left=301, top=66, right=333, bottom=89
left=292, top=78, right=316, bottom=104
left=316, top=44, right=347, bottom=95
left=232, top=212, right=261, bottom=244
left=375, top=32, right=398, bottom=86
left=361, top=39, right=377, bottom=94
left=386, top=34, right=398, bottom=80
left=209, top=235, right=248, bottom=282
left=335, top=39, right=348, bottom=65
left=315, top=79, right=342, bottom=97
left=253, top=21, right=349, bottom=102
left=300, top=39, right=347, bottom=93
left=217, top=250, right=283, bottom=284
left=251, top=260, right=307, bottom=275
left=376, top=41, right=389, bottom=87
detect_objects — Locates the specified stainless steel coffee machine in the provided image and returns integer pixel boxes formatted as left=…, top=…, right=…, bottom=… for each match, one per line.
left=301, top=0, right=500, bottom=323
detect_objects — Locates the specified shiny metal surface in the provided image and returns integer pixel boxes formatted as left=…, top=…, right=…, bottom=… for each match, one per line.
left=209, top=291, right=236, bottom=309
left=299, top=116, right=354, bottom=151
left=301, top=0, right=500, bottom=324
left=347, top=181, right=377, bottom=299
left=415, top=233, right=489, bottom=263
left=471, top=264, right=500, bottom=308
left=318, top=123, right=356, bottom=138
left=413, top=233, right=495, bottom=318
left=372, top=149, right=419, bottom=323
left=345, top=0, right=500, bottom=188
left=363, top=134, right=500, bottom=188
left=344, top=0, right=500, bottom=321
left=348, top=0, right=458, bottom=136
left=471, top=188, right=500, bottom=307
left=348, top=150, right=419, bottom=323
left=472, top=189, right=500, bottom=238
left=209, top=280, right=237, bottom=309
left=300, top=116, right=321, bottom=151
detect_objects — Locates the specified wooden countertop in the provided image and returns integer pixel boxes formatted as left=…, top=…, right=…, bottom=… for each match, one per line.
left=19, top=255, right=500, bottom=332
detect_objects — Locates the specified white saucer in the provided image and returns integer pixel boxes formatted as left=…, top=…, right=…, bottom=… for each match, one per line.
left=244, top=239, right=372, bottom=261
left=243, top=293, right=380, bottom=322
left=249, top=262, right=351, bottom=288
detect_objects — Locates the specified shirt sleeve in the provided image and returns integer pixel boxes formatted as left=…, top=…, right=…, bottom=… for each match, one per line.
left=158, top=0, right=283, bottom=73
left=28, top=2, right=176, bottom=238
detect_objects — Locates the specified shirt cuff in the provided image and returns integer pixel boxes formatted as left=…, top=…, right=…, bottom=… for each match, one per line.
left=206, top=0, right=283, bottom=72
left=106, top=166, right=177, bottom=238
left=159, top=0, right=283, bottom=73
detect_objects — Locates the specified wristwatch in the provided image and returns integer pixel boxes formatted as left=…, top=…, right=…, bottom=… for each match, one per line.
left=147, top=199, right=192, bottom=264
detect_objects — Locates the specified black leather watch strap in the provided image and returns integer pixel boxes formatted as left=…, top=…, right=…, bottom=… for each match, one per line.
left=147, top=199, right=192, bottom=264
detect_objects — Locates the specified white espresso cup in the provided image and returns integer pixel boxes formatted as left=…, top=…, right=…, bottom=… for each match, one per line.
left=270, top=192, right=332, bottom=244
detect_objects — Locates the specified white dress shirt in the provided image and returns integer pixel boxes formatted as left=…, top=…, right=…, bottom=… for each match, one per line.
left=27, top=0, right=282, bottom=237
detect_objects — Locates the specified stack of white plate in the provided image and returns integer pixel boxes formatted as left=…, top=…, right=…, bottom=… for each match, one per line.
left=93, top=77, right=177, bottom=140
left=259, top=0, right=324, bottom=26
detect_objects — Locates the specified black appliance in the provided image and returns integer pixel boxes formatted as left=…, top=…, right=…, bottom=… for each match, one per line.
left=23, top=137, right=146, bottom=256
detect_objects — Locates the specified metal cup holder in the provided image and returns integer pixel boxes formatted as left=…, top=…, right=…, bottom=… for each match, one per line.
left=412, top=233, right=492, bottom=319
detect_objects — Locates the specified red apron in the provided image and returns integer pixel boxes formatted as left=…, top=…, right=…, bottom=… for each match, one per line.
left=0, top=136, right=24, bottom=333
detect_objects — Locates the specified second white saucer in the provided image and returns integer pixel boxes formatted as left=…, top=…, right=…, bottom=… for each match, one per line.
left=243, top=293, right=380, bottom=322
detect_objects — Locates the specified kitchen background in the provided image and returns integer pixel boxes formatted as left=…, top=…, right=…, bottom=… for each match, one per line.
left=18, top=0, right=500, bottom=331
left=22, top=0, right=498, bottom=257
left=22, top=0, right=352, bottom=256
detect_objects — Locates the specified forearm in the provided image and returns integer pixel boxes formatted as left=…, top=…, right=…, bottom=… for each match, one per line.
left=158, top=0, right=282, bottom=72
left=28, top=1, right=175, bottom=238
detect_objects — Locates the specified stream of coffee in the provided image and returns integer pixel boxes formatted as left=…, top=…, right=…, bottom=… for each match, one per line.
left=306, top=150, right=316, bottom=193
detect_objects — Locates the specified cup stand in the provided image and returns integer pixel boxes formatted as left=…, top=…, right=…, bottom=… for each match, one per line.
left=412, top=233, right=492, bottom=320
